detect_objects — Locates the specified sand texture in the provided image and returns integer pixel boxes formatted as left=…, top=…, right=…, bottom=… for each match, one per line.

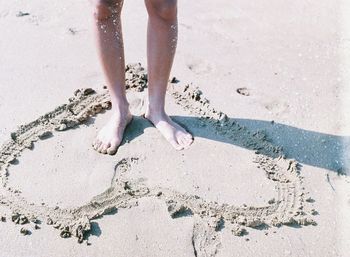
left=0, top=1, right=349, bottom=256
left=0, top=65, right=317, bottom=255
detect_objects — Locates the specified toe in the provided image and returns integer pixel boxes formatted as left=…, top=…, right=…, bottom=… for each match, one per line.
left=93, top=140, right=102, bottom=150
left=97, top=144, right=105, bottom=153
left=177, top=131, right=192, bottom=145
left=180, top=135, right=193, bottom=148
left=107, top=142, right=119, bottom=155
left=178, top=136, right=188, bottom=148
left=169, top=138, right=183, bottom=150
left=186, top=135, right=194, bottom=144
left=101, top=143, right=110, bottom=154
left=185, top=133, right=193, bottom=140
left=186, top=139, right=194, bottom=148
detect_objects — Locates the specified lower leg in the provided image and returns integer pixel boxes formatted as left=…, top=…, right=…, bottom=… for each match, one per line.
left=93, top=0, right=128, bottom=108
left=144, top=0, right=193, bottom=150
left=92, top=0, right=132, bottom=155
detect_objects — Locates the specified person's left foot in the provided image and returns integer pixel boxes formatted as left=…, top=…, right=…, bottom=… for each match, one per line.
left=145, top=109, right=193, bottom=150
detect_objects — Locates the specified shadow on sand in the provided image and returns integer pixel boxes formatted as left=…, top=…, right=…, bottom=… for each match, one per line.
left=120, top=115, right=349, bottom=173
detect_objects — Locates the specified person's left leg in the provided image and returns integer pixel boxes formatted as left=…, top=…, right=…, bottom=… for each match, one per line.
left=144, top=0, right=193, bottom=150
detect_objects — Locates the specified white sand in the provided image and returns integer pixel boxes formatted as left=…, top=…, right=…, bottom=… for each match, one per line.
left=0, top=0, right=349, bottom=256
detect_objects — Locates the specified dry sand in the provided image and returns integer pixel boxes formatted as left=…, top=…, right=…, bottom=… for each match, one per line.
left=0, top=0, right=349, bottom=257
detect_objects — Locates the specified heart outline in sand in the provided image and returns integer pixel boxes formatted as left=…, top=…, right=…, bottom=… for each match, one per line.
left=0, top=64, right=316, bottom=256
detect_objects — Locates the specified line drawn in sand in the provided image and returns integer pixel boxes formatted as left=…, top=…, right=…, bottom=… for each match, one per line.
left=0, top=64, right=317, bottom=256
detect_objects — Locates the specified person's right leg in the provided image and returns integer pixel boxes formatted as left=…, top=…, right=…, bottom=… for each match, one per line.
left=91, top=0, right=132, bottom=155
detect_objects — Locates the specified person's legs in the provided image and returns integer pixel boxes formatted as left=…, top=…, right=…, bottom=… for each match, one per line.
left=144, top=0, right=193, bottom=150
left=91, top=0, right=132, bottom=155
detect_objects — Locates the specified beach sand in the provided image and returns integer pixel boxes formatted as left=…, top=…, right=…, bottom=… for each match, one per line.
left=0, top=0, right=349, bottom=256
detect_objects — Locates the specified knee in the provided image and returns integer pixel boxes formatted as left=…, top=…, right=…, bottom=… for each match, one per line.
left=146, top=0, right=177, bottom=22
left=92, top=0, right=123, bottom=21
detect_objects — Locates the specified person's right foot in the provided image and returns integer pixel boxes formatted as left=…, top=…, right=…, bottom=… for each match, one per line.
left=92, top=108, right=133, bottom=155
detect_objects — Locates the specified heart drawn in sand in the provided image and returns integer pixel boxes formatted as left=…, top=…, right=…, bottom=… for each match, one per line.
left=0, top=64, right=316, bottom=256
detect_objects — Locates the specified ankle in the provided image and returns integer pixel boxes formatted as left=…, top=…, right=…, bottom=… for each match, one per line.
left=146, top=105, right=165, bottom=117
left=111, top=101, right=130, bottom=115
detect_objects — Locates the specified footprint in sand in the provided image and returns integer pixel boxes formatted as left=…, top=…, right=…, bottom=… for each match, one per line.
left=236, top=87, right=250, bottom=96
left=264, top=100, right=290, bottom=115
left=186, top=58, right=213, bottom=75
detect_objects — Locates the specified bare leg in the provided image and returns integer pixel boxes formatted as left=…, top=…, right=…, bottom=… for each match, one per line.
left=91, top=0, right=132, bottom=155
left=144, top=0, right=193, bottom=150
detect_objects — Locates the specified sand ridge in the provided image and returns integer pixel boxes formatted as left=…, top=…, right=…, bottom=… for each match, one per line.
left=0, top=64, right=317, bottom=256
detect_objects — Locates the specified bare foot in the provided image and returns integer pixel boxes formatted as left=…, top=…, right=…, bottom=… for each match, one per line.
left=92, top=109, right=133, bottom=155
left=145, top=110, right=193, bottom=150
